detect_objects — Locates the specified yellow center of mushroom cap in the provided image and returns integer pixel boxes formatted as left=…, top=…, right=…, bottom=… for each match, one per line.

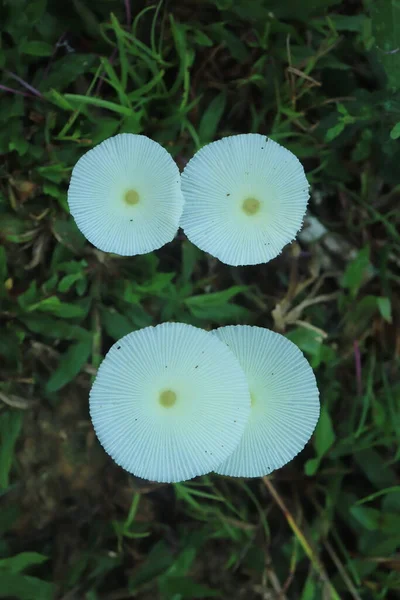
left=159, top=389, right=177, bottom=408
left=250, top=391, right=256, bottom=407
left=124, top=189, right=140, bottom=206
left=242, top=197, right=261, bottom=216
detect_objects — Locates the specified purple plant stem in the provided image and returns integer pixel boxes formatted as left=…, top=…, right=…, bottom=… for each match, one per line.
left=42, top=33, right=66, bottom=80
left=6, top=71, right=43, bottom=98
left=0, top=84, right=32, bottom=98
left=124, top=0, right=131, bottom=26
left=353, top=340, right=363, bottom=396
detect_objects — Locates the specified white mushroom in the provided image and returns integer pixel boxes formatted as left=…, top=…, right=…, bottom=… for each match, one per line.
left=89, top=322, right=251, bottom=483
left=180, top=133, right=309, bottom=266
left=68, top=133, right=184, bottom=256
left=213, top=325, right=320, bottom=477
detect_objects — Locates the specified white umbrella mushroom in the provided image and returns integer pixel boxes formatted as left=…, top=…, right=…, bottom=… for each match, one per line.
left=89, top=322, right=251, bottom=483
left=212, top=325, right=320, bottom=478
left=180, top=133, right=309, bottom=266
left=68, top=133, right=184, bottom=256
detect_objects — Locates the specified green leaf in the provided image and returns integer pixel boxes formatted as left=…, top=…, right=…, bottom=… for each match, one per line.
left=58, top=272, right=83, bottom=293
left=268, top=0, right=342, bottom=20
left=45, top=88, right=74, bottom=111
left=221, top=0, right=270, bottom=21
left=376, top=296, right=392, bottom=323
left=355, top=486, right=400, bottom=507
left=1, top=216, right=36, bottom=244
left=43, top=182, right=62, bottom=200
left=0, top=571, right=54, bottom=600
left=328, top=14, right=366, bottom=32
left=57, top=259, right=87, bottom=275
left=20, top=40, right=53, bottom=56
left=0, top=411, right=23, bottom=490
left=27, top=296, right=88, bottom=319
left=100, top=307, right=134, bottom=341
left=304, top=457, right=320, bottom=476
left=25, top=0, right=47, bottom=22
left=129, top=542, right=174, bottom=591
left=208, top=23, right=249, bottom=61
left=119, top=303, right=153, bottom=329
left=285, top=327, right=323, bottom=357
left=0, top=505, right=19, bottom=535
left=17, top=281, right=38, bottom=310
left=0, top=96, right=24, bottom=122
left=20, top=315, right=91, bottom=341
left=314, top=407, right=335, bottom=457
left=350, top=506, right=381, bottom=530
left=341, top=246, right=373, bottom=297
left=184, top=286, right=249, bottom=322
left=390, top=122, right=400, bottom=139
left=136, top=273, right=176, bottom=294
left=185, top=286, right=246, bottom=306
left=181, top=241, right=201, bottom=284
left=305, top=406, right=335, bottom=475
left=52, top=218, right=86, bottom=251
left=37, top=164, right=66, bottom=184
left=0, top=330, right=21, bottom=365
left=39, top=54, right=96, bottom=92
left=76, top=278, right=88, bottom=296
left=0, top=553, right=48, bottom=574
left=353, top=448, right=397, bottom=489
left=285, top=327, right=327, bottom=368
left=300, top=573, right=317, bottom=600
left=198, top=92, right=227, bottom=143
left=72, top=0, right=101, bottom=37
left=0, top=247, right=7, bottom=297
left=325, top=121, right=345, bottom=142
left=191, top=29, right=213, bottom=47
left=63, top=94, right=134, bottom=116
left=46, top=337, right=93, bottom=393
left=90, top=117, right=121, bottom=145
left=343, top=295, right=386, bottom=335
left=361, top=531, right=400, bottom=556
left=159, top=576, right=220, bottom=598
left=369, top=0, right=400, bottom=91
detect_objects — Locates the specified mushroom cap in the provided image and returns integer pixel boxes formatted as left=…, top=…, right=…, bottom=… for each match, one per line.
left=89, top=322, right=251, bottom=483
left=68, top=134, right=184, bottom=256
left=212, top=325, right=320, bottom=477
left=180, top=133, right=309, bottom=266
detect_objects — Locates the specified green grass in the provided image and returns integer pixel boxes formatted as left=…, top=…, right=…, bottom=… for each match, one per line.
left=0, top=0, right=400, bottom=598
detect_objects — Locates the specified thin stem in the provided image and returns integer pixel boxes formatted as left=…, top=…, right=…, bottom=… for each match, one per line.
left=353, top=340, right=363, bottom=397
left=6, top=71, right=43, bottom=98
left=124, top=0, right=131, bottom=25
left=0, top=84, right=31, bottom=97
left=262, top=477, right=341, bottom=600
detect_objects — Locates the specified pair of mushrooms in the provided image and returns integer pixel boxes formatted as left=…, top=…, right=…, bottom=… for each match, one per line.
left=68, top=133, right=320, bottom=483
left=68, top=133, right=309, bottom=266
left=90, top=323, right=319, bottom=483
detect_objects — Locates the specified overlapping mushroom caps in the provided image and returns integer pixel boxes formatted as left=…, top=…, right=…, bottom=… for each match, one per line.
left=68, top=133, right=184, bottom=256
left=180, top=133, right=309, bottom=266
left=80, top=133, right=320, bottom=481
left=212, top=325, right=320, bottom=477
left=89, top=323, right=251, bottom=483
